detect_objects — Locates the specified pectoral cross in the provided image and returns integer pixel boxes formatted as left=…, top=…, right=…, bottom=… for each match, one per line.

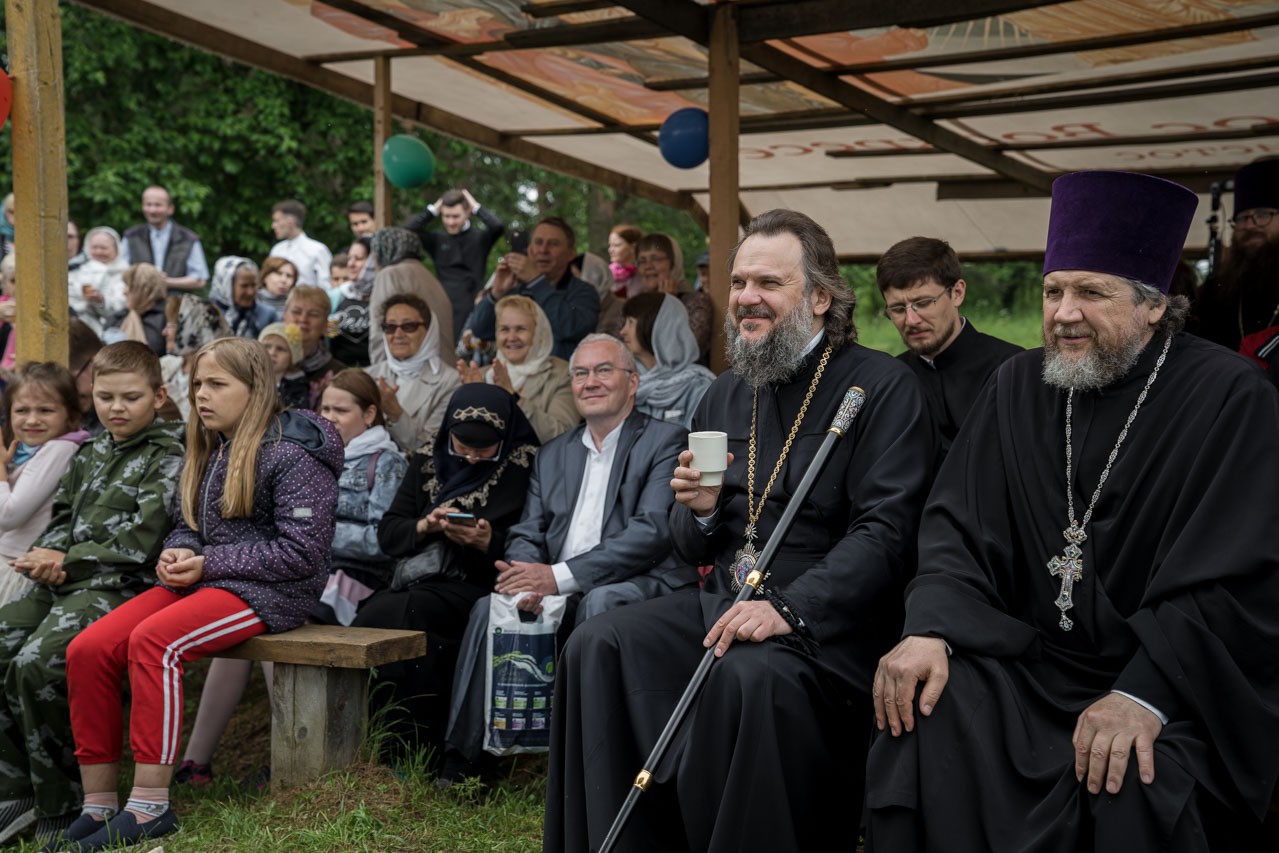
left=1047, top=525, right=1087, bottom=631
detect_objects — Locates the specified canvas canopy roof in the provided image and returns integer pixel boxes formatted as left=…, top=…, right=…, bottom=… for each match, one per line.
left=74, top=0, right=1279, bottom=261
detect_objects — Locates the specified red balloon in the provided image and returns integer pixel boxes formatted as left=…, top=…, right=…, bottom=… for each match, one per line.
left=0, top=74, right=11, bottom=132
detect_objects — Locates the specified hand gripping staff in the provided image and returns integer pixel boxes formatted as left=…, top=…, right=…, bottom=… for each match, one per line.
left=598, top=386, right=869, bottom=853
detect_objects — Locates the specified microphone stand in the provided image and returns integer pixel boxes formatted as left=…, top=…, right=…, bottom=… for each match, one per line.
left=597, top=386, right=868, bottom=853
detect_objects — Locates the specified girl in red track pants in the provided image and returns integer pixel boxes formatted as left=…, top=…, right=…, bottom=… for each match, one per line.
left=68, top=587, right=265, bottom=768
left=57, top=338, right=342, bottom=851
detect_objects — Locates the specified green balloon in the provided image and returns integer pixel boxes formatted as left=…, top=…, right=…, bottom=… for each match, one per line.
left=382, top=134, right=436, bottom=189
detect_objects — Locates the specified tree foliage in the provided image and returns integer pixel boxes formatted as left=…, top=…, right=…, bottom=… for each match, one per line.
left=0, top=3, right=704, bottom=273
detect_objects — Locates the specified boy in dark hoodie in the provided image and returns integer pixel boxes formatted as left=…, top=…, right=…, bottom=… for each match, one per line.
left=0, top=341, right=185, bottom=845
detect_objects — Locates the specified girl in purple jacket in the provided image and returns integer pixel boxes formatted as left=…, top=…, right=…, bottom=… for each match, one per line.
left=60, top=337, right=342, bottom=850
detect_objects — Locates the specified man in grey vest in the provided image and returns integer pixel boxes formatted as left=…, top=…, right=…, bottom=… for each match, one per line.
left=120, top=185, right=208, bottom=293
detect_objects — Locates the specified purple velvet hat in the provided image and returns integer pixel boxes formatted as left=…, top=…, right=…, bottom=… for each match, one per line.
left=1233, top=158, right=1279, bottom=217
left=1043, top=171, right=1198, bottom=293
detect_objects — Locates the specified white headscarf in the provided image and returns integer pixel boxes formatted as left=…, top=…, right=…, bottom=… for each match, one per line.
left=488, top=298, right=553, bottom=391
left=383, top=312, right=441, bottom=380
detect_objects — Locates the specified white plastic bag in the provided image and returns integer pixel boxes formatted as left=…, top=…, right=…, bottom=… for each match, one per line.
left=482, top=593, right=568, bottom=755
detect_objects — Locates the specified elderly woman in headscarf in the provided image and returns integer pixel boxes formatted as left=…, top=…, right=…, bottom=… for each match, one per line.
left=116, top=263, right=169, bottom=355
left=209, top=255, right=278, bottom=339
left=457, top=294, right=579, bottom=443
left=160, top=293, right=231, bottom=419
left=635, top=232, right=714, bottom=363
left=619, top=292, right=715, bottom=430
left=368, top=292, right=461, bottom=453
left=367, top=227, right=454, bottom=367
left=352, top=383, right=539, bottom=761
left=68, top=226, right=129, bottom=338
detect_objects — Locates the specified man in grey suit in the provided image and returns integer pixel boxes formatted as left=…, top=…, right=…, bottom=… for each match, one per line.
left=437, top=333, right=695, bottom=784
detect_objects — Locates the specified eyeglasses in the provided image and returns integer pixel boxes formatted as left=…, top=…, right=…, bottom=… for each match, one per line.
left=883, top=288, right=952, bottom=320
left=1233, top=209, right=1277, bottom=229
left=448, top=440, right=501, bottom=462
left=569, top=363, right=633, bottom=382
left=381, top=321, right=426, bottom=335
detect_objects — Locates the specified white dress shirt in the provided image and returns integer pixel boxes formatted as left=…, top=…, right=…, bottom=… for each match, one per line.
left=550, top=421, right=625, bottom=595
left=270, top=232, right=333, bottom=289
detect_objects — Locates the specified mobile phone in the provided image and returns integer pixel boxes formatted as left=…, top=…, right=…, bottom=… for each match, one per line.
left=508, top=229, right=529, bottom=254
left=446, top=512, right=478, bottom=527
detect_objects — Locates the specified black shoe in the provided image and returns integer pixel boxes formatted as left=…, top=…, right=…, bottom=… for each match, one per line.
left=435, top=751, right=488, bottom=790
left=37, top=812, right=105, bottom=851
left=73, top=808, right=179, bottom=851
left=0, top=795, right=35, bottom=844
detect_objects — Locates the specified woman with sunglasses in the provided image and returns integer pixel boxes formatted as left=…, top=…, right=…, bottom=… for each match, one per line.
left=368, top=292, right=461, bottom=453
left=352, top=383, right=540, bottom=764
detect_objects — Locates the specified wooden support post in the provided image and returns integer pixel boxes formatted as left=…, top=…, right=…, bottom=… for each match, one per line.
left=707, top=5, right=740, bottom=375
left=373, top=55, right=393, bottom=228
left=7, top=0, right=69, bottom=365
left=270, top=664, right=367, bottom=789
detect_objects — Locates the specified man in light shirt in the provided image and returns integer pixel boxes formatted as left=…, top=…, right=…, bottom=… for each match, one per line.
left=120, top=185, right=208, bottom=293
left=268, top=199, right=332, bottom=289
left=438, top=333, right=694, bottom=785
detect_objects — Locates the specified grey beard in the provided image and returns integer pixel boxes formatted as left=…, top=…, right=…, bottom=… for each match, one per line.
left=1041, top=329, right=1145, bottom=391
left=725, top=300, right=815, bottom=388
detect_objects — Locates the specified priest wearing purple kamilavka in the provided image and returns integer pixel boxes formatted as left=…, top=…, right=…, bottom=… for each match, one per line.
left=866, top=170, right=1279, bottom=852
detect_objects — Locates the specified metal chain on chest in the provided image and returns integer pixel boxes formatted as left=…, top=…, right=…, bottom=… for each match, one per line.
left=730, top=345, right=832, bottom=591
left=1049, top=334, right=1172, bottom=631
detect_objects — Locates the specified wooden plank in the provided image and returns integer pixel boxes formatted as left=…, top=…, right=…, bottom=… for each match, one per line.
left=818, top=9, right=1279, bottom=77
left=522, top=0, right=617, bottom=19
left=373, top=55, right=392, bottom=229
left=271, top=664, right=366, bottom=789
left=707, top=4, right=739, bottom=376
left=735, top=0, right=1061, bottom=44
left=7, top=0, right=69, bottom=365
left=219, top=624, right=426, bottom=668
left=304, top=15, right=667, bottom=64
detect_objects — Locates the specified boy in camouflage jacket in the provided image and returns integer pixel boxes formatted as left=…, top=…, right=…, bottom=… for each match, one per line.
left=0, top=342, right=185, bottom=842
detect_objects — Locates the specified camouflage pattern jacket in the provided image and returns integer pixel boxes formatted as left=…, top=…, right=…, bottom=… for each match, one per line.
left=33, top=417, right=185, bottom=593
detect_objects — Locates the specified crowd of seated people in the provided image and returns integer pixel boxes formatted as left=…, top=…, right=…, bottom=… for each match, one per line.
left=0, top=180, right=724, bottom=849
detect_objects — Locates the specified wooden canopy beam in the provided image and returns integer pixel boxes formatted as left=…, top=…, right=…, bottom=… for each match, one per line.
left=7, top=0, right=69, bottom=365
left=71, top=0, right=701, bottom=223
left=372, top=55, right=392, bottom=229
left=734, top=0, right=1062, bottom=44
left=706, top=3, right=740, bottom=374
left=642, top=9, right=1279, bottom=90
left=304, top=15, right=667, bottom=64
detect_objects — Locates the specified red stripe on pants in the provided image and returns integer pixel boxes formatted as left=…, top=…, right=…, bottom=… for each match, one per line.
left=67, top=586, right=265, bottom=766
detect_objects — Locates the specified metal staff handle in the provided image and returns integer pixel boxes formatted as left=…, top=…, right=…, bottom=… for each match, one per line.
left=598, top=385, right=868, bottom=853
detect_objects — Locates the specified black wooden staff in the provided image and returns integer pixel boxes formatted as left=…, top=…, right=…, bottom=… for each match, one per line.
left=598, top=385, right=869, bottom=853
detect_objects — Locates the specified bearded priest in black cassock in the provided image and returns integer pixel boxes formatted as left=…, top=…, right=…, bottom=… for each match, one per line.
left=543, top=209, right=934, bottom=852
left=866, top=171, right=1279, bottom=852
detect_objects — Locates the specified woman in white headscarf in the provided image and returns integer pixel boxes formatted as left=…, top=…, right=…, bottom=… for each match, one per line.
left=68, top=226, right=129, bottom=337
left=619, top=292, right=715, bottom=430
left=368, top=291, right=461, bottom=453
left=458, top=294, right=579, bottom=442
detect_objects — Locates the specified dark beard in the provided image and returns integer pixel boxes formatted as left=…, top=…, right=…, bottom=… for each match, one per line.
left=725, top=299, right=815, bottom=388
left=1041, top=324, right=1146, bottom=390
left=1218, top=238, right=1279, bottom=301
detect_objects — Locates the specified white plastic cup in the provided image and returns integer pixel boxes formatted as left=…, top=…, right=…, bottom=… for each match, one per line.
left=688, top=431, right=728, bottom=487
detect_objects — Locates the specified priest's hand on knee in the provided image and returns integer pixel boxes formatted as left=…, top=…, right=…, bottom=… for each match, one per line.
left=873, top=636, right=949, bottom=737
left=672, top=450, right=735, bottom=517
left=704, top=600, right=790, bottom=658
left=1073, top=693, right=1162, bottom=796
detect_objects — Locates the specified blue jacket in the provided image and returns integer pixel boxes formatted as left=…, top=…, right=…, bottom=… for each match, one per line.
left=331, top=425, right=407, bottom=579
left=164, top=410, right=343, bottom=632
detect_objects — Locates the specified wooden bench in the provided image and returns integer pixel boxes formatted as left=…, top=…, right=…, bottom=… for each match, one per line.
left=216, top=624, right=426, bottom=789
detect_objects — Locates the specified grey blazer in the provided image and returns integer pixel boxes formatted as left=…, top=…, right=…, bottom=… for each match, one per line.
left=504, top=408, right=694, bottom=591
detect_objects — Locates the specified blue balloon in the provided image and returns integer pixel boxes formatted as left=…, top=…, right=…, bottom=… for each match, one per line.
left=659, top=108, right=709, bottom=169
left=382, top=134, right=436, bottom=189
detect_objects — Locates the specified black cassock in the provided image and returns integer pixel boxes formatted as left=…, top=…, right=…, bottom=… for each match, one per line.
left=543, top=340, right=935, bottom=853
left=897, top=319, right=1022, bottom=464
left=866, top=334, right=1279, bottom=852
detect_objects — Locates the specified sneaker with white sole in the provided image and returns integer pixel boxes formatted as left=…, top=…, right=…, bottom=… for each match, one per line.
left=0, top=795, right=36, bottom=843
